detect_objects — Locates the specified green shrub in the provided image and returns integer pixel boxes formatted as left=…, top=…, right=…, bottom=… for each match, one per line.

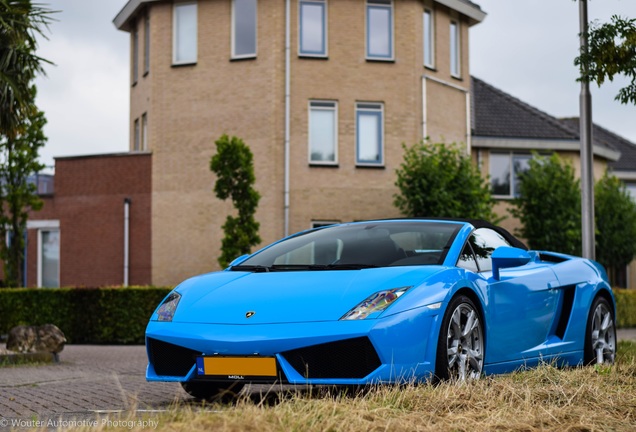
left=0, top=287, right=172, bottom=344
left=614, top=288, right=636, bottom=328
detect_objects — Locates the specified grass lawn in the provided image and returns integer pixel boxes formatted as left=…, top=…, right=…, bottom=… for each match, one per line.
left=58, top=341, right=636, bottom=432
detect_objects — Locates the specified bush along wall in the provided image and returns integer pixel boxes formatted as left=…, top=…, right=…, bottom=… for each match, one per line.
left=0, top=287, right=172, bottom=344
left=614, top=288, right=636, bottom=328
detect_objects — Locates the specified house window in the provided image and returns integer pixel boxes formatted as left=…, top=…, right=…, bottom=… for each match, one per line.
left=173, top=2, right=197, bottom=65
left=490, top=152, right=531, bottom=198
left=132, top=22, right=139, bottom=83
left=144, top=12, right=150, bottom=74
left=232, top=0, right=257, bottom=59
left=38, top=229, right=60, bottom=288
left=450, top=20, right=460, bottom=77
left=134, top=118, right=140, bottom=151
left=366, top=0, right=393, bottom=60
left=299, top=0, right=327, bottom=56
left=626, top=182, right=636, bottom=201
left=311, top=220, right=339, bottom=229
left=356, top=102, right=384, bottom=166
left=309, top=101, right=337, bottom=164
left=423, top=9, right=434, bottom=68
left=142, top=113, right=148, bottom=150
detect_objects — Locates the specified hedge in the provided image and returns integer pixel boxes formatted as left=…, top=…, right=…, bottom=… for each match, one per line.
left=0, top=287, right=171, bottom=344
left=0, top=287, right=635, bottom=345
left=614, top=288, right=636, bottom=328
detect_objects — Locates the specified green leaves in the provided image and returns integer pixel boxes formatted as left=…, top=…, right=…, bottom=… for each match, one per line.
left=210, top=135, right=261, bottom=268
left=575, top=15, right=636, bottom=105
left=595, top=173, right=636, bottom=284
left=394, top=141, right=495, bottom=221
left=511, top=154, right=581, bottom=256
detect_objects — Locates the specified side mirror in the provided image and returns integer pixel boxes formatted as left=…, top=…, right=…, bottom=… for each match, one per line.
left=228, top=254, right=250, bottom=267
left=491, top=246, right=532, bottom=280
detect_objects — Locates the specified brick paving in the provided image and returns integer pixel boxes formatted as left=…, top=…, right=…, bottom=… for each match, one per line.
left=0, top=345, right=185, bottom=420
left=0, top=329, right=635, bottom=422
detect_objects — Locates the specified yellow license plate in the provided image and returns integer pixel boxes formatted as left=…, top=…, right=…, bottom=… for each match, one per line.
left=198, top=357, right=277, bottom=377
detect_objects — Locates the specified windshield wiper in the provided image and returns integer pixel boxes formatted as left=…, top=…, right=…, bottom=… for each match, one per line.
left=230, top=265, right=273, bottom=273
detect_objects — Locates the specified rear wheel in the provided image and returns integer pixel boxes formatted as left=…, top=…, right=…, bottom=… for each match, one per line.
left=181, top=381, right=245, bottom=402
left=584, top=296, right=616, bottom=365
left=435, top=295, right=484, bottom=381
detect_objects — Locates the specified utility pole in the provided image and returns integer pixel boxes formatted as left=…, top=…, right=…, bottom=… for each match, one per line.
left=579, top=0, right=595, bottom=260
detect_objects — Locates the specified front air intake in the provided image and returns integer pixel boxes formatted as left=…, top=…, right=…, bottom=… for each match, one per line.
left=281, top=337, right=381, bottom=379
left=147, top=338, right=199, bottom=377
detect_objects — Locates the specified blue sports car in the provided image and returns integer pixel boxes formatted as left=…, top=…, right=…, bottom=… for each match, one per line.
left=145, top=219, right=617, bottom=399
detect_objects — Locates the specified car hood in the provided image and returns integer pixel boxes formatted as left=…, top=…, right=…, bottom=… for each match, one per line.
left=171, top=266, right=445, bottom=324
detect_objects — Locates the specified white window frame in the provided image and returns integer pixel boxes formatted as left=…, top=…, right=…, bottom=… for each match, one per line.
left=308, top=100, right=338, bottom=165
left=299, top=0, right=327, bottom=57
left=173, top=1, right=197, bottom=65
left=144, top=11, right=150, bottom=74
left=450, top=19, right=461, bottom=78
left=134, top=117, right=140, bottom=151
left=34, top=221, right=60, bottom=288
left=355, top=102, right=384, bottom=166
left=423, top=8, right=435, bottom=69
left=366, top=0, right=394, bottom=61
left=490, top=152, right=533, bottom=199
left=142, top=113, right=148, bottom=151
left=232, top=0, right=258, bottom=59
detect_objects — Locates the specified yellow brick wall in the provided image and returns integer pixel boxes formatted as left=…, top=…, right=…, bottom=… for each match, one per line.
left=129, top=0, right=474, bottom=285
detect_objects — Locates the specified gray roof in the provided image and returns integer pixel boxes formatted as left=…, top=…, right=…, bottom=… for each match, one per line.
left=471, top=77, right=579, bottom=140
left=471, top=77, right=623, bottom=162
left=560, top=117, right=636, bottom=173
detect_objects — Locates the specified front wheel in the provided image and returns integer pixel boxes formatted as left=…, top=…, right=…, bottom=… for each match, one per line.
left=181, top=381, right=245, bottom=402
left=584, top=296, right=616, bottom=365
left=435, top=295, right=485, bottom=381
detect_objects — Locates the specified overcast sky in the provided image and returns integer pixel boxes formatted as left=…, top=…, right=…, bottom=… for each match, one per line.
left=33, top=0, right=636, bottom=169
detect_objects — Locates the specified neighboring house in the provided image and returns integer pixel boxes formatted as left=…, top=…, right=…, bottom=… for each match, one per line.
left=24, top=154, right=151, bottom=288
left=472, top=77, right=636, bottom=288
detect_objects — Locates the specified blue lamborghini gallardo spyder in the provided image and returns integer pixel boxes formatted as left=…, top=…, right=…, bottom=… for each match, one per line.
left=145, top=219, right=617, bottom=400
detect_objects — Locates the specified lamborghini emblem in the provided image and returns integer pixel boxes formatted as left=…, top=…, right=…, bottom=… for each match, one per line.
left=245, top=311, right=255, bottom=319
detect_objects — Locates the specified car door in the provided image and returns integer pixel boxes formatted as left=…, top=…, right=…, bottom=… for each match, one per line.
left=466, top=229, right=559, bottom=365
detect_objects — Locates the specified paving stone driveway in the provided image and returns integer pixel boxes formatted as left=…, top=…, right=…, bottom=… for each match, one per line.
left=0, top=345, right=185, bottom=420
left=1, top=329, right=635, bottom=423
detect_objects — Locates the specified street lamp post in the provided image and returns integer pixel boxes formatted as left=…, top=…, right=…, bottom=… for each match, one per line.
left=579, top=0, right=595, bottom=260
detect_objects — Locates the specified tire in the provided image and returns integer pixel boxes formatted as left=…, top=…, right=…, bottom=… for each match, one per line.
left=435, top=295, right=485, bottom=381
left=181, top=381, right=245, bottom=402
left=584, top=296, right=616, bottom=365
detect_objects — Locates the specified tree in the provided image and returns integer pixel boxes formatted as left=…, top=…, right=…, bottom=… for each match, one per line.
left=0, top=86, right=45, bottom=287
left=511, top=154, right=581, bottom=256
left=575, top=15, right=636, bottom=105
left=394, top=141, right=496, bottom=220
left=0, top=1, right=51, bottom=286
left=0, top=0, right=51, bottom=138
left=210, top=134, right=261, bottom=268
left=594, top=173, right=636, bottom=286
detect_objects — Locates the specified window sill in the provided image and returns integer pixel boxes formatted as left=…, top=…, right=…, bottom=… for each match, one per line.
left=171, top=62, right=197, bottom=68
left=355, top=164, right=385, bottom=169
left=365, top=57, right=395, bottom=63
left=309, top=163, right=339, bottom=168
left=424, top=65, right=436, bottom=71
left=230, top=55, right=257, bottom=62
left=299, top=54, right=329, bottom=60
left=451, top=74, right=463, bottom=81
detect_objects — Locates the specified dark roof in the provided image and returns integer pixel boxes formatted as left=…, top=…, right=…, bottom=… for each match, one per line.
left=560, top=117, right=636, bottom=173
left=471, top=77, right=580, bottom=140
left=471, top=77, right=620, bottom=157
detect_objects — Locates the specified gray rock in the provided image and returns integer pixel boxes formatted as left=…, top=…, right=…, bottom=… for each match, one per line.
left=6, top=324, right=67, bottom=355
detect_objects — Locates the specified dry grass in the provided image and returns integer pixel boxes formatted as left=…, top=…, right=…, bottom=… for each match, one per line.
left=63, top=341, right=636, bottom=432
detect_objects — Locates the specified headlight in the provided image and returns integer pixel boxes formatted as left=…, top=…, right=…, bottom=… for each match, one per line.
left=340, top=287, right=410, bottom=320
left=155, top=292, right=181, bottom=322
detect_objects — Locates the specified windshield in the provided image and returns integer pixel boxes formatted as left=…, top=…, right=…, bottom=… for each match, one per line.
left=233, top=221, right=462, bottom=271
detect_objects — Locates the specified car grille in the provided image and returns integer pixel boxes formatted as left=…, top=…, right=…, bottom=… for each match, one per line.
left=147, top=338, right=200, bottom=377
left=281, top=337, right=381, bottom=379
